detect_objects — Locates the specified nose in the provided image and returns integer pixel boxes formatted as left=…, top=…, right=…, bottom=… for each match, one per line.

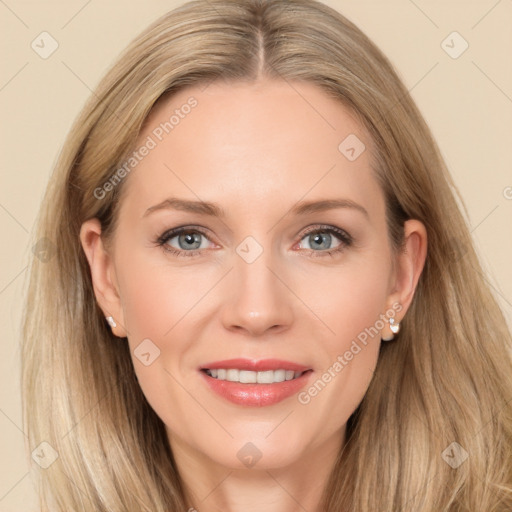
left=219, top=247, right=294, bottom=337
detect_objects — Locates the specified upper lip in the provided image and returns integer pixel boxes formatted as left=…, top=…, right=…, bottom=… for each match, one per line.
left=200, top=358, right=311, bottom=372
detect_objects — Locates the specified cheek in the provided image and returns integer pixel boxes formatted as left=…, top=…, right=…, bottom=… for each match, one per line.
left=114, top=255, right=197, bottom=434
left=297, top=254, right=391, bottom=346
left=115, top=247, right=211, bottom=340
left=295, top=256, right=390, bottom=412
left=113, top=248, right=220, bottom=404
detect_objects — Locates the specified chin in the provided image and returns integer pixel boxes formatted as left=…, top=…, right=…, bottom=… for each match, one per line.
left=200, top=431, right=310, bottom=471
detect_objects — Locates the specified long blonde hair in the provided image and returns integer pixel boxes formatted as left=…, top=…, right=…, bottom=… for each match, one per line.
left=21, top=0, right=512, bottom=510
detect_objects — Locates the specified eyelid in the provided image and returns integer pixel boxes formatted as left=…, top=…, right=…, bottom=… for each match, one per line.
left=299, top=224, right=352, bottom=243
left=156, top=225, right=215, bottom=244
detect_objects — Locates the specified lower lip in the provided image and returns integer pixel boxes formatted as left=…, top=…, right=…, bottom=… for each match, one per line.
left=200, top=370, right=313, bottom=407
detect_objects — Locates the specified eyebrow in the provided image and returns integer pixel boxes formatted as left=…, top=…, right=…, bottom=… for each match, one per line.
left=143, top=197, right=369, bottom=219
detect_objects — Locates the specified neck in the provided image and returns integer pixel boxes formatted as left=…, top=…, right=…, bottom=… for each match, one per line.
left=171, top=427, right=345, bottom=512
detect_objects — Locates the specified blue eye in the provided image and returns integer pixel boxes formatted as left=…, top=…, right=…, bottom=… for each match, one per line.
left=155, top=225, right=352, bottom=258
left=173, top=232, right=204, bottom=250
left=296, top=226, right=352, bottom=257
left=157, top=227, right=212, bottom=257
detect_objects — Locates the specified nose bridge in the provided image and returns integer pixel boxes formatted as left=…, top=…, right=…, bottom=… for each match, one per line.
left=220, top=235, right=293, bottom=335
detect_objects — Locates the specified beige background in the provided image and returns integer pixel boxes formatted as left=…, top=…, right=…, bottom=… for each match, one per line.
left=1, top=0, right=511, bottom=509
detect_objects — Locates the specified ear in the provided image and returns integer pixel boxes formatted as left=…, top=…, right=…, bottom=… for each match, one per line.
left=382, top=219, right=427, bottom=339
left=79, top=218, right=127, bottom=337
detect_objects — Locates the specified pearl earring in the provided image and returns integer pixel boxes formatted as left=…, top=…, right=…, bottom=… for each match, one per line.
left=389, top=317, right=400, bottom=334
left=106, top=316, right=117, bottom=328
left=382, top=317, right=400, bottom=341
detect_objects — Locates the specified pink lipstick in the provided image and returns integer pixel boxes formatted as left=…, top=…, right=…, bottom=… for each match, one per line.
left=199, top=358, right=313, bottom=407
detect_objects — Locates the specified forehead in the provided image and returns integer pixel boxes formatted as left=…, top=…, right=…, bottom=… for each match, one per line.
left=119, top=79, right=383, bottom=219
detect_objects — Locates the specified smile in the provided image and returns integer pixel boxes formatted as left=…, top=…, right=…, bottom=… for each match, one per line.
left=199, top=359, right=313, bottom=407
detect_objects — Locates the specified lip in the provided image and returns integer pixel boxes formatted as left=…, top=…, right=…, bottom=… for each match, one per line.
left=199, top=358, right=313, bottom=407
left=199, top=358, right=310, bottom=373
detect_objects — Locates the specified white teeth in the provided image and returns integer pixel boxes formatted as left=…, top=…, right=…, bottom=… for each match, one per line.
left=205, top=368, right=304, bottom=384
left=273, top=369, right=286, bottom=382
left=226, top=369, right=239, bottom=382
left=257, top=370, right=274, bottom=384
left=239, top=370, right=257, bottom=383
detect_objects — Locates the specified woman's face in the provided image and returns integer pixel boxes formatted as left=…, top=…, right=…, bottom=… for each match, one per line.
left=81, top=79, right=424, bottom=472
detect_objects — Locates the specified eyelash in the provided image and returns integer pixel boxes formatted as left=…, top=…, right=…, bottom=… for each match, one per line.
left=154, top=224, right=353, bottom=259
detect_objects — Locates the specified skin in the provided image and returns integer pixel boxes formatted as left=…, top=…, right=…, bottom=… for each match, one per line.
left=80, top=79, right=427, bottom=512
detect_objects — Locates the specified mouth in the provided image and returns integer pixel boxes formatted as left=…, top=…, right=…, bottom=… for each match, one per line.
left=199, top=358, right=313, bottom=407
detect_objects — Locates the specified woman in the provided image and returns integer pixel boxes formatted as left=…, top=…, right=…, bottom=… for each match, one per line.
left=21, top=0, right=512, bottom=510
